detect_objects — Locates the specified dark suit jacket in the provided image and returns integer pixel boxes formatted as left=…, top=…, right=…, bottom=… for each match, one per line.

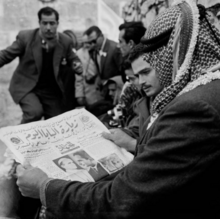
left=99, top=38, right=122, bottom=80
left=88, top=163, right=109, bottom=181
left=45, top=80, right=220, bottom=219
left=0, top=28, right=81, bottom=104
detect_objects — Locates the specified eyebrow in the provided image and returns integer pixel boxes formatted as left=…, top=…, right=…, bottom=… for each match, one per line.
left=137, top=67, right=152, bottom=75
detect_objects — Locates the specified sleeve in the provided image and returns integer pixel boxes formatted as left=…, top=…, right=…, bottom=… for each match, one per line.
left=113, top=46, right=122, bottom=76
left=44, top=99, right=220, bottom=219
left=75, top=73, right=85, bottom=98
left=0, top=32, right=25, bottom=67
left=39, top=178, right=54, bottom=207
left=66, top=44, right=83, bottom=75
left=121, top=126, right=139, bottom=139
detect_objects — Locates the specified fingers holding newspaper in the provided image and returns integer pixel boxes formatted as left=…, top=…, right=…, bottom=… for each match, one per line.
left=16, top=162, right=48, bottom=199
left=102, top=128, right=137, bottom=153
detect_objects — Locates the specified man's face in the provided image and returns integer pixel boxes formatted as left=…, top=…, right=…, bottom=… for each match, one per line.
left=82, top=35, right=92, bottom=50
left=86, top=31, right=101, bottom=50
left=74, top=155, right=93, bottom=169
left=60, top=158, right=77, bottom=170
left=108, top=83, right=117, bottom=100
left=207, top=11, right=220, bottom=31
left=39, top=13, right=58, bottom=40
left=125, top=68, right=139, bottom=85
left=118, top=29, right=131, bottom=57
left=111, top=156, right=124, bottom=169
left=131, top=56, right=163, bottom=98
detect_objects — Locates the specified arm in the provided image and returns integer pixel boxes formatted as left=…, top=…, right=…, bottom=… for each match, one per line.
left=113, top=47, right=122, bottom=76
left=75, top=74, right=86, bottom=106
left=0, top=32, right=25, bottom=67
left=44, top=99, right=220, bottom=218
left=66, top=45, right=83, bottom=75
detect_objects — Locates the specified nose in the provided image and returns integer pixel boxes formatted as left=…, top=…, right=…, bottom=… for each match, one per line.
left=139, top=75, right=145, bottom=85
left=46, top=23, right=51, bottom=30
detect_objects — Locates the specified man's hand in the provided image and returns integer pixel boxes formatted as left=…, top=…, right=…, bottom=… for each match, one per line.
left=102, top=128, right=137, bottom=152
left=16, top=162, right=48, bottom=199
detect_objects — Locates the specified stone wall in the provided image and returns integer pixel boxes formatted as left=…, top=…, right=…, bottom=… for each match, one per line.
left=0, top=0, right=125, bottom=128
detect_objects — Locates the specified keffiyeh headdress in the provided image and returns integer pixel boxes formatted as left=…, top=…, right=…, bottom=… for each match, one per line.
left=141, top=0, right=220, bottom=120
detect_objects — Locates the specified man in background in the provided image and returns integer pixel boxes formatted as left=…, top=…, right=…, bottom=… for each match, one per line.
left=118, top=21, right=146, bottom=82
left=83, top=26, right=121, bottom=80
left=207, top=3, right=220, bottom=31
left=76, top=25, right=122, bottom=107
left=0, top=7, right=83, bottom=124
left=75, top=34, right=104, bottom=107
left=103, top=22, right=146, bottom=127
left=118, top=21, right=146, bottom=58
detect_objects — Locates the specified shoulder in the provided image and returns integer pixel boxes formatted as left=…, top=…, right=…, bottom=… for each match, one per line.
left=106, top=39, right=118, bottom=48
left=17, top=28, right=39, bottom=43
left=17, top=28, right=38, bottom=38
left=105, top=39, right=120, bottom=55
left=107, top=38, right=117, bottom=45
left=167, top=80, right=220, bottom=115
left=143, top=81, right=220, bottom=153
left=106, top=39, right=118, bottom=49
left=58, top=32, right=72, bottom=46
left=150, top=80, right=220, bottom=134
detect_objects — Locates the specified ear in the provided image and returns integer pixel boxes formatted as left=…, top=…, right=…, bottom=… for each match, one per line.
left=128, top=40, right=135, bottom=49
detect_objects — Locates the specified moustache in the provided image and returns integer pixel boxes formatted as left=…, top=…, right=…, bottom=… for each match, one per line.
left=142, top=84, right=151, bottom=90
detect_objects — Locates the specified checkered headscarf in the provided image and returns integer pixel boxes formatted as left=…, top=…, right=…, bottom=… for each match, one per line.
left=141, top=0, right=220, bottom=115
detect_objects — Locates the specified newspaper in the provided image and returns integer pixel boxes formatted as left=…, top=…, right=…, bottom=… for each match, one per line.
left=0, top=109, right=133, bottom=182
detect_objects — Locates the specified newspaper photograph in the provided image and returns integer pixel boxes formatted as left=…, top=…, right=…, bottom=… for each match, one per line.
left=0, top=108, right=134, bottom=182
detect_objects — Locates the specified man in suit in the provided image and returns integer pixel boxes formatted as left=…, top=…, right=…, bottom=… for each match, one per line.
left=0, top=7, right=82, bottom=124
left=76, top=26, right=122, bottom=106
left=13, top=1, right=220, bottom=219
left=72, top=154, right=108, bottom=181
left=118, top=21, right=146, bottom=58
left=118, top=21, right=146, bottom=82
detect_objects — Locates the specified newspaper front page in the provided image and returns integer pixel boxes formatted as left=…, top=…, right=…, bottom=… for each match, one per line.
left=0, top=109, right=133, bottom=182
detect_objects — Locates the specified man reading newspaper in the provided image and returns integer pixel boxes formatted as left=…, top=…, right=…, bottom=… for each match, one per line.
left=2, top=1, right=220, bottom=218
left=0, top=108, right=133, bottom=218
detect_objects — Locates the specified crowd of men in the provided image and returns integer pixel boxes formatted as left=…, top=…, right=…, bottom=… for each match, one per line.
left=1, top=1, right=220, bottom=218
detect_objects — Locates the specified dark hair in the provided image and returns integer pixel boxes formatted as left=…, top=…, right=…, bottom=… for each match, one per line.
left=38, top=7, right=59, bottom=22
left=122, top=58, right=132, bottom=70
left=127, top=43, right=148, bottom=63
left=63, top=29, right=78, bottom=49
left=207, top=3, right=220, bottom=16
left=119, top=21, right=146, bottom=44
left=83, top=26, right=102, bottom=36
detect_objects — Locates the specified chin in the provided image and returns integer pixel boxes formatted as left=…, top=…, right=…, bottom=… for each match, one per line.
left=146, top=92, right=154, bottom=97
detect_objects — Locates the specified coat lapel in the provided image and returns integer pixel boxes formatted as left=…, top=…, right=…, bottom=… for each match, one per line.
left=53, top=41, right=63, bottom=79
left=32, top=32, right=42, bottom=75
